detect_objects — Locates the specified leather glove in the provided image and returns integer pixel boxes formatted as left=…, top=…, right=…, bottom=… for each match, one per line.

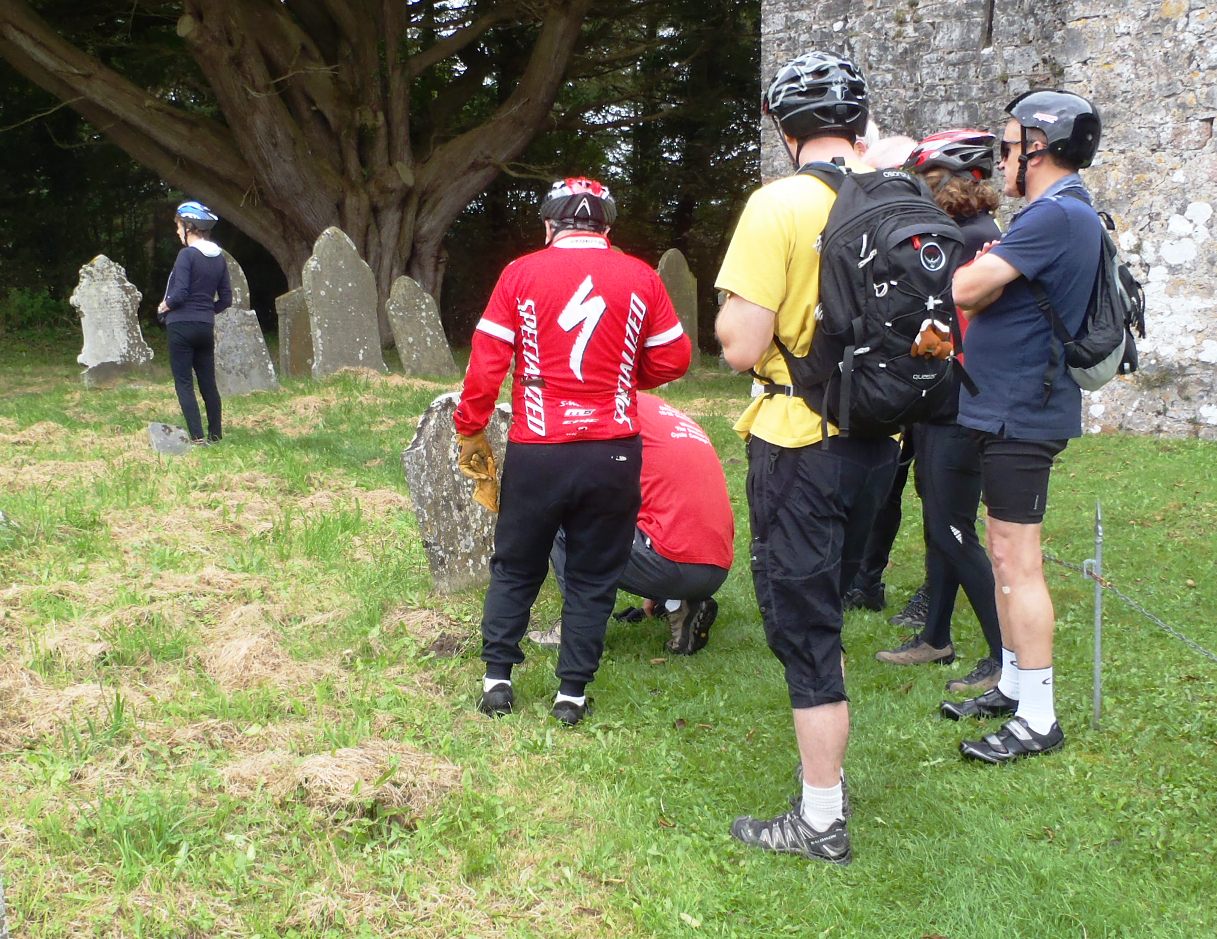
left=911, top=317, right=954, bottom=360
left=456, top=431, right=499, bottom=513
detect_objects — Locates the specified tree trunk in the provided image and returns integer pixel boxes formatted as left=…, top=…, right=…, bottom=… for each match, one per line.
left=0, top=0, right=591, bottom=347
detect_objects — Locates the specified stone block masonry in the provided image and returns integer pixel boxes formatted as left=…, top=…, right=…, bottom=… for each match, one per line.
left=761, top=0, right=1217, bottom=437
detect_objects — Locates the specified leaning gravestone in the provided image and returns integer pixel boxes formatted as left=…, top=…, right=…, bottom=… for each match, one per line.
left=385, top=276, right=459, bottom=378
left=302, top=227, right=386, bottom=379
left=214, top=252, right=278, bottom=396
left=657, top=248, right=699, bottom=366
left=402, top=393, right=511, bottom=593
left=72, top=255, right=154, bottom=386
left=148, top=422, right=193, bottom=455
left=276, top=287, right=313, bottom=378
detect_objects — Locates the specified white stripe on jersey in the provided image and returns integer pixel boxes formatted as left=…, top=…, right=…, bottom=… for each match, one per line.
left=476, top=318, right=515, bottom=344
left=644, top=322, right=685, bottom=348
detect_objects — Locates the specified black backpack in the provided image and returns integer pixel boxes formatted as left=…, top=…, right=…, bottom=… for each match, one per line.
left=754, top=161, right=967, bottom=438
left=1027, top=191, right=1146, bottom=394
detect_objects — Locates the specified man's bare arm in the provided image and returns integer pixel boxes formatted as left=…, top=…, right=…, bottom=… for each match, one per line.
left=716, top=293, right=777, bottom=372
left=953, top=247, right=1021, bottom=319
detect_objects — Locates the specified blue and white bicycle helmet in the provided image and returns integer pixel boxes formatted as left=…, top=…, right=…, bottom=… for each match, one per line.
left=175, top=200, right=219, bottom=232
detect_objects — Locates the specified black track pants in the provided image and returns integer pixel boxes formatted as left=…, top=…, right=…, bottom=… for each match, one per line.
left=914, top=422, right=1001, bottom=659
left=481, top=436, right=642, bottom=689
left=167, top=321, right=222, bottom=441
left=747, top=435, right=898, bottom=709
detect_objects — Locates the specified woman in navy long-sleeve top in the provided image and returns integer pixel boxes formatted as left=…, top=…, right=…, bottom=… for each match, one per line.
left=158, top=201, right=231, bottom=443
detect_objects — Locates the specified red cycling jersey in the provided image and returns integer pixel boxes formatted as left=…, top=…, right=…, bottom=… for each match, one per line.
left=636, top=393, right=735, bottom=570
left=454, top=233, right=691, bottom=443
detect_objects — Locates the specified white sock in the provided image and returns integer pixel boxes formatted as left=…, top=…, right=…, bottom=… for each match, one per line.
left=554, top=692, right=586, bottom=707
left=1014, top=666, right=1056, bottom=734
left=799, top=781, right=843, bottom=831
left=664, top=599, right=682, bottom=613
left=483, top=676, right=511, bottom=693
left=997, top=647, right=1019, bottom=699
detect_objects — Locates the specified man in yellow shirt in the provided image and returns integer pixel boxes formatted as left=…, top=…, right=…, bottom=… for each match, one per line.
left=715, top=51, right=899, bottom=865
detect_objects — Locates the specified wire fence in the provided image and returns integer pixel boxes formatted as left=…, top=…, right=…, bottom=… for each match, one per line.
left=1041, top=501, right=1217, bottom=730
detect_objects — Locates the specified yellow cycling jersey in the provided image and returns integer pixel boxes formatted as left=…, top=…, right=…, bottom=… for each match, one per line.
left=715, top=161, right=872, bottom=446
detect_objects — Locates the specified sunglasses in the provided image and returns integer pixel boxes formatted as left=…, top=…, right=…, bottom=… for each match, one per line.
left=999, top=138, right=1021, bottom=160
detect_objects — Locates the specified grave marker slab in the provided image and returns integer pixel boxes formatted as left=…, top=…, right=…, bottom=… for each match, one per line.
left=302, top=227, right=386, bottom=379
left=401, top=393, right=510, bottom=593
left=213, top=253, right=278, bottom=396
left=385, top=276, right=459, bottom=378
left=276, top=287, right=313, bottom=378
left=148, top=422, right=193, bottom=455
left=657, top=248, right=699, bottom=366
left=72, top=255, right=153, bottom=385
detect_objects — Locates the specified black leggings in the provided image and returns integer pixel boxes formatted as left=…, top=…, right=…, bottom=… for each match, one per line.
left=854, top=433, right=917, bottom=589
left=914, top=422, right=1001, bottom=659
left=481, top=436, right=643, bottom=693
left=168, top=321, right=222, bottom=441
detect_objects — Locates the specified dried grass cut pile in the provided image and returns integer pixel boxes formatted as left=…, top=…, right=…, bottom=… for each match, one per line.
left=221, top=739, right=461, bottom=816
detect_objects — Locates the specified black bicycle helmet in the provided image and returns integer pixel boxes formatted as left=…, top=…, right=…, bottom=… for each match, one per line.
left=762, top=51, right=869, bottom=142
left=540, top=177, right=617, bottom=231
left=175, top=200, right=219, bottom=232
left=904, top=129, right=996, bottom=180
left=1006, top=90, right=1101, bottom=169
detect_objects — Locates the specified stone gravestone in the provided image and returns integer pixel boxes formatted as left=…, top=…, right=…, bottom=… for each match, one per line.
left=276, top=287, right=313, bottom=378
left=385, top=276, right=459, bottom=378
left=302, top=227, right=386, bottom=379
left=213, top=252, right=278, bottom=396
left=402, top=393, right=511, bottom=593
left=72, top=255, right=154, bottom=387
left=657, top=248, right=699, bottom=366
left=148, top=422, right=193, bottom=455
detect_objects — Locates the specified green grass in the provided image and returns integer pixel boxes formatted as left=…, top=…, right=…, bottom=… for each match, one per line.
left=1, top=338, right=1215, bottom=938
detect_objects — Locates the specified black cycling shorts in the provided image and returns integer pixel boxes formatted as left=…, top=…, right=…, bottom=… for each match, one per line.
left=975, top=433, right=1067, bottom=525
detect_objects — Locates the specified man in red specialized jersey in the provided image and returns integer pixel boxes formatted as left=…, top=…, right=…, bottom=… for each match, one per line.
left=454, top=177, right=691, bottom=725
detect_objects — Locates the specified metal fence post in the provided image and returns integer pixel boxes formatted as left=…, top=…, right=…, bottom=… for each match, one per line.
left=1082, top=502, right=1104, bottom=731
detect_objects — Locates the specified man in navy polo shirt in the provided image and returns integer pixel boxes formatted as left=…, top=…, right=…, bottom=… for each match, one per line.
left=945, top=90, right=1103, bottom=763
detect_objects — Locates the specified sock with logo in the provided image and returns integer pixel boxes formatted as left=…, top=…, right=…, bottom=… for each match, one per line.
left=997, top=647, right=1019, bottom=700
left=1014, top=666, right=1056, bottom=734
left=800, top=781, right=844, bottom=832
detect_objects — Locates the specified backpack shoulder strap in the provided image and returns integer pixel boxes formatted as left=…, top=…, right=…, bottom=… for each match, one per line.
left=796, top=161, right=847, bottom=194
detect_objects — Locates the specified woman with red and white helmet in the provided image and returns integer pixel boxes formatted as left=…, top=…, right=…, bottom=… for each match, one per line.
left=873, top=130, right=1005, bottom=694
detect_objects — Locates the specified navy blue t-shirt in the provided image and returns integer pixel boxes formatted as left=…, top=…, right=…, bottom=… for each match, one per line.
left=163, top=242, right=232, bottom=326
left=957, top=176, right=1102, bottom=440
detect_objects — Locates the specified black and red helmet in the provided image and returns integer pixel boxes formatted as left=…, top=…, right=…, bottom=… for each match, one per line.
left=540, top=177, right=617, bottom=230
left=904, top=130, right=997, bottom=180
left=762, top=51, right=869, bottom=141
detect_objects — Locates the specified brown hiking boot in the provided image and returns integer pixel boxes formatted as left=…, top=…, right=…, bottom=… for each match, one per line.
left=874, top=634, right=955, bottom=665
left=665, top=598, right=718, bottom=655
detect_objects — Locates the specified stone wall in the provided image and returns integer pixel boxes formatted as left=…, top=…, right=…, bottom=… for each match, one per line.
left=761, top=0, right=1217, bottom=437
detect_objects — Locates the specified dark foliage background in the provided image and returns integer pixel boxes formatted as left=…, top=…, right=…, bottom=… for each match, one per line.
left=0, top=0, right=758, bottom=351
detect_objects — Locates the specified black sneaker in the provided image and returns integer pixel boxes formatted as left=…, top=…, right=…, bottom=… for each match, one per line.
left=551, top=697, right=590, bottom=725
left=843, top=582, right=886, bottom=612
left=888, top=583, right=929, bottom=629
left=791, top=764, right=852, bottom=820
left=939, top=686, right=1018, bottom=721
left=960, top=716, right=1065, bottom=764
left=730, top=808, right=851, bottom=865
left=945, top=657, right=1000, bottom=694
left=665, top=598, right=718, bottom=655
left=477, top=681, right=513, bottom=717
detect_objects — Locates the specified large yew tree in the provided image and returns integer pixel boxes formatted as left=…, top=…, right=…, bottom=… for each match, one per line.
left=0, top=0, right=591, bottom=336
